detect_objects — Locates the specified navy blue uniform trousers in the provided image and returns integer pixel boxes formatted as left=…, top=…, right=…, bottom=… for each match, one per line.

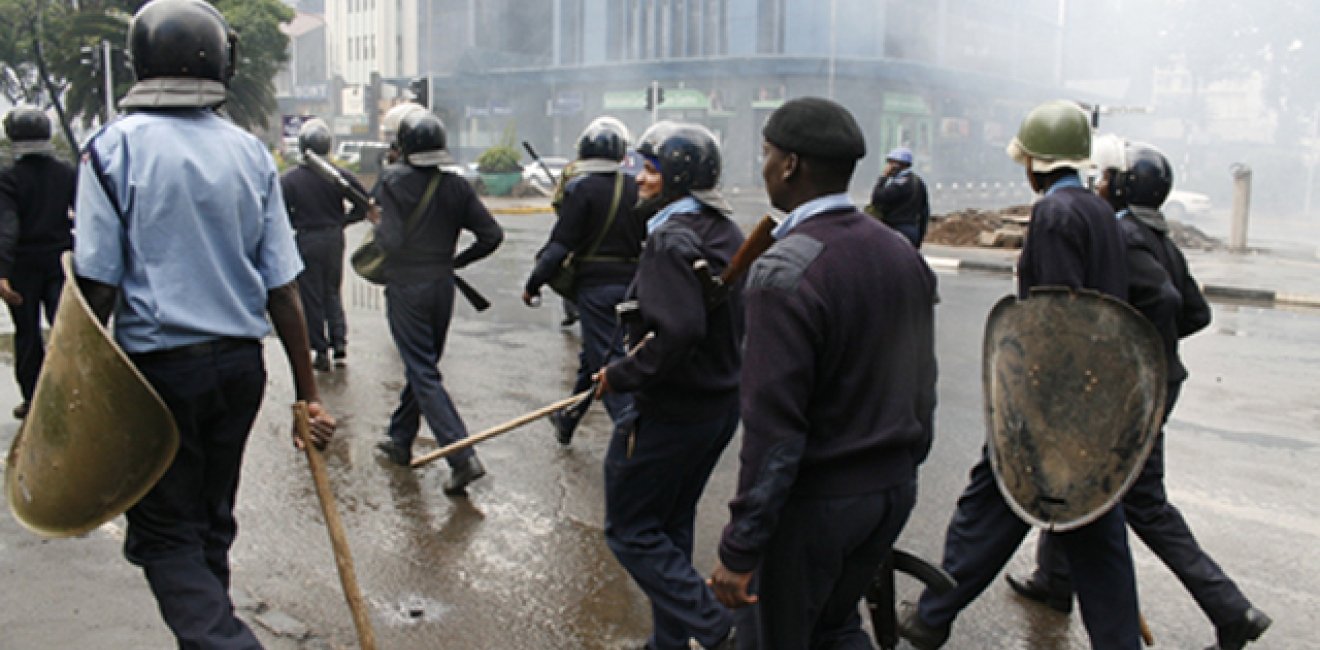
left=6, top=252, right=64, bottom=402
left=384, top=278, right=474, bottom=468
left=917, top=449, right=1141, bottom=650
left=735, top=480, right=918, bottom=650
left=294, top=228, right=347, bottom=355
left=126, top=339, right=265, bottom=650
left=1033, top=384, right=1250, bottom=628
left=605, top=403, right=738, bottom=650
left=560, top=282, right=634, bottom=433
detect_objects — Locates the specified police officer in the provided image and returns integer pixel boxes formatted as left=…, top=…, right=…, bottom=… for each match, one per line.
left=369, top=111, right=503, bottom=495
left=898, top=100, right=1142, bottom=649
left=73, top=0, right=336, bottom=646
left=1006, top=137, right=1272, bottom=650
left=0, top=107, right=75, bottom=419
left=709, top=97, right=938, bottom=648
left=866, top=146, right=931, bottom=248
left=594, top=121, right=742, bottom=650
left=280, top=118, right=369, bottom=370
left=523, top=116, right=642, bottom=445
left=381, top=101, right=426, bottom=165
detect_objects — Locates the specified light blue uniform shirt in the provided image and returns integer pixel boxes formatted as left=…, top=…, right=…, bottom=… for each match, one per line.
left=771, top=192, right=854, bottom=239
left=647, top=196, right=702, bottom=235
left=75, top=109, right=303, bottom=354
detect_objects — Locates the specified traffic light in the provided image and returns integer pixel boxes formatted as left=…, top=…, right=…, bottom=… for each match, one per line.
left=410, top=77, right=430, bottom=108
left=79, top=45, right=100, bottom=68
left=644, top=85, right=666, bottom=111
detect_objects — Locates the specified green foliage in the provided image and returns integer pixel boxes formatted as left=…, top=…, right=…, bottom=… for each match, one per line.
left=476, top=125, right=523, bottom=173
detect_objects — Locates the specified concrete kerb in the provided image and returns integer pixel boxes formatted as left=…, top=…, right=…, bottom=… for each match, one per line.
left=922, top=253, right=1320, bottom=310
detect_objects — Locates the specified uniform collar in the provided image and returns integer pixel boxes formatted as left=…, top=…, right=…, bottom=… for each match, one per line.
left=647, top=196, right=702, bottom=234
left=772, top=192, right=853, bottom=239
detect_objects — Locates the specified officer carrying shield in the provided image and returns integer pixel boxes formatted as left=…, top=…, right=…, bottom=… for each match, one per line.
left=280, top=118, right=370, bottom=370
left=522, top=116, right=642, bottom=446
left=72, top=0, right=336, bottom=646
left=0, top=107, right=76, bottom=419
left=593, top=121, right=742, bottom=650
left=1006, top=137, right=1272, bottom=650
left=898, top=100, right=1143, bottom=649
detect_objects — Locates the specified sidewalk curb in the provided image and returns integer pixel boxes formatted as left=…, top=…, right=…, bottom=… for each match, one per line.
left=923, top=254, right=1320, bottom=309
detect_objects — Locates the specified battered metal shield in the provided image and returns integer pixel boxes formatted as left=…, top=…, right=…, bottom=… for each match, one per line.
left=6, top=253, right=179, bottom=537
left=983, top=288, right=1166, bottom=532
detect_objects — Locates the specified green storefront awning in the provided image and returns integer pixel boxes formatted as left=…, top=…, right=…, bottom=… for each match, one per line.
left=884, top=92, right=930, bottom=115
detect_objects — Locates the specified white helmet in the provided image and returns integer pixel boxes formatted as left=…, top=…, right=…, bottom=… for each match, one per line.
left=382, top=102, right=427, bottom=141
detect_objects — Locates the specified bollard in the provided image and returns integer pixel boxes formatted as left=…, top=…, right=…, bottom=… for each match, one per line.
left=1229, top=163, right=1251, bottom=252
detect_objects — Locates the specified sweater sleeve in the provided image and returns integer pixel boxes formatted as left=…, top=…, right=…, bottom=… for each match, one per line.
left=453, top=181, right=504, bottom=269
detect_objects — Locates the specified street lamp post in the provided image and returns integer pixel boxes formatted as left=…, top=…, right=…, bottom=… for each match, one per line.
left=100, top=39, right=115, bottom=122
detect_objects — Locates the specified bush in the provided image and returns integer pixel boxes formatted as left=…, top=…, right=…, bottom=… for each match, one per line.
left=477, top=126, right=522, bottom=173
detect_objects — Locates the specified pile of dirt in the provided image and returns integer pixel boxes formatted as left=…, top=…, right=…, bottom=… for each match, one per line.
left=927, top=204, right=1225, bottom=252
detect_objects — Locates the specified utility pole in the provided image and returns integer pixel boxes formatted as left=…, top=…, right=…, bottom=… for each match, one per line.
left=650, top=80, right=660, bottom=125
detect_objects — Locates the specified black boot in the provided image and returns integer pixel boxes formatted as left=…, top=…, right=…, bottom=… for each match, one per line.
left=1207, top=607, right=1272, bottom=650
left=443, top=455, right=487, bottom=495
left=1005, top=572, right=1074, bottom=614
left=897, top=600, right=949, bottom=650
left=375, top=439, right=412, bottom=466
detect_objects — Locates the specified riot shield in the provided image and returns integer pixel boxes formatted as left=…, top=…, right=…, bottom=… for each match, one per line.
left=5, top=253, right=179, bottom=537
left=983, top=287, right=1165, bottom=532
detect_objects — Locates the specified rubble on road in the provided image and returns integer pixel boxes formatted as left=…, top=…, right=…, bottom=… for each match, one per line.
left=925, top=205, right=1224, bottom=251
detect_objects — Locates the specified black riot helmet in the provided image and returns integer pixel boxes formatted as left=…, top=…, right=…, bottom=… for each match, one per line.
left=577, top=116, right=631, bottom=161
left=3, top=107, right=51, bottom=142
left=636, top=121, right=721, bottom=195
left=1115, top=142, right=1174, bottom=209
left=297, top=118, right=332, bottom=156
left=396, top=111, right=447, bottom=165
left=128, top=0, right=238, bottom=85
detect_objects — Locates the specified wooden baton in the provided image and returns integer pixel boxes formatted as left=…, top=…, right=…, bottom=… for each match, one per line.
left=410, top=389, right=594, bottom=468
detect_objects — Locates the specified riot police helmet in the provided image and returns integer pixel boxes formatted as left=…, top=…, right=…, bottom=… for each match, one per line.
left=296, top=118, right=332, bottom=156
left=127, top=0, right=237, bottom=85
left=1117, top=142, right=1174, bottom=209
left=636, top=121, right=721, bottom=195
left=577, top=116, right=631, bottom=161
left=1007, top=100, right=1092, bottom=172
left=3, top=107, right=51, bottom=143
left=397, top=111, right=448, bottom=166
left=382, top=102, right=426, bottom=142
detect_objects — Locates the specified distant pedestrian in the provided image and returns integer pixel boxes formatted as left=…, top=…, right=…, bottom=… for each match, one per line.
left=595, top=121, right=742, bottom=650
left=710, top=97, right=938, bottom=648
left=866, top=146, right=931, bottom=248
left=1005, top=135, right=1272, bottom=650
left=370, top=110, right=503, bottom=496
left=0, top=107, right=76, bottom=419
left=523, top=116, right=642, bottom=445
left=72, top=0, right=337, bottom=645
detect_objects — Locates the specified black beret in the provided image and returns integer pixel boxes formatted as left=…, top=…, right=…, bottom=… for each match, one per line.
left=762, top=97, right=866, bottom=161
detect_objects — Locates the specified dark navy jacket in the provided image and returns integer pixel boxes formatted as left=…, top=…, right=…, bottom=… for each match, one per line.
left=0, top=154, right=76, bottom=277
left=1017, top=185, right=1128, bottom=301
left=372, top=164, right=503, bottom=285
left=1118, top=209, right=1211, bottom=386
left=717, top=207, right=937, bottom=573
left=280, top=163, right=369, bottom=232
left=604, top=204, right=744, bottom=423
left=525, top=171, right=643, bottom=294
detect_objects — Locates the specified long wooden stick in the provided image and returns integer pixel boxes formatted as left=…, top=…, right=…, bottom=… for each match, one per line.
left=410, top=389, right=594, bottom=468
left=1140, top=613, right=1154, bottom=646
left=294, top=402, right=378, bottom=650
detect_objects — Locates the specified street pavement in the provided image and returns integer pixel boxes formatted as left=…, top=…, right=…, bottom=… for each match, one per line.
left=0, top=195, right=1316, bottom=648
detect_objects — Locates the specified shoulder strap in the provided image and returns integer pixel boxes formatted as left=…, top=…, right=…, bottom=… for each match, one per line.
left=580, top=172, right=631, bottom=263
left=405, top=171, right=442, bottom=230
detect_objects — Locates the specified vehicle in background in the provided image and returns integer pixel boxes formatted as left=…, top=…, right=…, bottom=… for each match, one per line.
left=522, top=156, right=570, bottom=191
left=335, top=140, right=380, bottom=165
left=1163, top=189, right=1213, bottom=221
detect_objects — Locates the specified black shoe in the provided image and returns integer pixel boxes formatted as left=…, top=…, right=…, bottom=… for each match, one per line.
left=12, top=401, right=29, bottom=419
left=443, top=455, right=486, bottom=495
left=897, top=600, right=949, bottom=650
left=333, top=348, right=347, bottom=367
left=548, top=409, right=575, bottom=446
left=1207, top=606, right=1272, bottom=650
left=313, top=352, right=331, bottom=372
left=375, top=439, right=412, bottom=466
left=706, top=626, right=736, bottom=649
left=1005, top=572, right=1073, bottom=614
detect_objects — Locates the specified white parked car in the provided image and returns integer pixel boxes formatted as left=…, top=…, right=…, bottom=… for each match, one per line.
left=1163, top=190, right=1212, bottom=221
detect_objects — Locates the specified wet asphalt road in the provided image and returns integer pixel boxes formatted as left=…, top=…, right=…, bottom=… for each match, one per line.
left=4, top=207, right=1318, bottom=649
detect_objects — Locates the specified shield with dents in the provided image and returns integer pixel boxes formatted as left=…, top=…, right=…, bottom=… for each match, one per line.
left=983, top=287, right=1165, bottom=532
left=6, top=253, right=179, bottom=537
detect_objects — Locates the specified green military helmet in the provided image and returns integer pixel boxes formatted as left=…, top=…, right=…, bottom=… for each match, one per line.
left=1006, top=100, right=1092, bottom=172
